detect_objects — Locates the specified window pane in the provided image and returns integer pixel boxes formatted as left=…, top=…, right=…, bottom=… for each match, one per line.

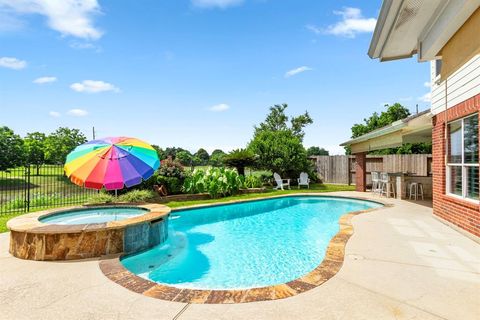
left=464, top=115, right=478, bottom=164
left=466, top=166, right=479, bottom=200
left=448, top=121, right=462, bottom=163
left=449, top=166, right=463, bottom=196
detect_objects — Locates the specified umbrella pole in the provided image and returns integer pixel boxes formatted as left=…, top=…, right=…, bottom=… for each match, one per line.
left=115, top=189, right=118, bottom=197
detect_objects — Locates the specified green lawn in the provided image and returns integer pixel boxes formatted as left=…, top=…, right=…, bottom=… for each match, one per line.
left=0, top=183, right=354, bottom=233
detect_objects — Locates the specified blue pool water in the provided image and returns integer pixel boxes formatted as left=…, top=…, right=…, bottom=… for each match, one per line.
left=40, top=207, right=148, bottom=225
left=121, top=196, right=382, bottom=290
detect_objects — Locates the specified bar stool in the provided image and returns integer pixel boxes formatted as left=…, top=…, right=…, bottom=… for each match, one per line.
left=409, top=182, right=424, bottom=200
left=380, top=172, right=395, bottom=198
left=371, top=171, right=381, bottom=195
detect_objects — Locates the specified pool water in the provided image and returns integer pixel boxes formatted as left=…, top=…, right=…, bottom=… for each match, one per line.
left=40, top=207, right=148, bottom=225
left=121, top=196, right=382, bottom=290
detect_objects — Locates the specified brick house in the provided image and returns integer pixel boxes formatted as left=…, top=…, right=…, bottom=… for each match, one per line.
left=343, top=1, right=479, bottom=240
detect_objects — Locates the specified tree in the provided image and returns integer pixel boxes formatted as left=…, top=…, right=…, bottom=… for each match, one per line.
left=307, top=146, right=329, bottom=157
left=151, top=145, right=166, bottom=160
left=164, top=147, right=186, bottom=160
left=44, top=128, right=87, bottom=164
left=209, top=149, right=226, bottom=167
left=223, top=149, right=257, bottom=176
left=350, top=103, right=411, bottom=139
left=175, top=150, right=193, bottom=166
left=249, top=130, right=309, bottom=177
left=347, top=103, right=430, bottom=154
left=24, top=132, right=46, bottom=175
left=0, top=126, right=24, bottom=171
left=194, top=148, right=210, bottom=165
left=248, top=104, right=313, bottom=178
left=255, top=104, right=313, bottom=141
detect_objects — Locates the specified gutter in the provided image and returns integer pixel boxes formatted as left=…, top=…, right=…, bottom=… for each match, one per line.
left=368, top=0, right=394, bottom=58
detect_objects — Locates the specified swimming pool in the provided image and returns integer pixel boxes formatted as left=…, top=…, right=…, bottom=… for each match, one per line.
left=39, top=207, right=148, bottom=225
left=121, top=196, right=382, bottom=290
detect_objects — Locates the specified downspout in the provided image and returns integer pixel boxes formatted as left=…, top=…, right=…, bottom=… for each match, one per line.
left=444, top=78, right=448, bottom=193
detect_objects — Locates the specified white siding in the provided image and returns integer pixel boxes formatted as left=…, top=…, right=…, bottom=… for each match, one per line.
left=431, top=54, right=480, bottom=115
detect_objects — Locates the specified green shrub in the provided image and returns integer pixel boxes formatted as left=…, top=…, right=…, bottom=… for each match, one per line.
left=259, top=172, right=274, bottom=186
left=183, top=167, right=243, bottom=198
left=243, top=175, right=262, bottom=188
left=2, top=198, right=26, bottom=210
left=88, top=192, right=115, bottom=204
left=157, top=176, right=183, bottom=194
left=30, top=193, right=62, bottom=207
left=158, top=158, right=186, bottom=179
left=118, top=190, right=155, bottom=203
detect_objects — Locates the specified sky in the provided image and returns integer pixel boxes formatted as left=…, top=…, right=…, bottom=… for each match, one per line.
left=0, top=0, right=431, bottom=155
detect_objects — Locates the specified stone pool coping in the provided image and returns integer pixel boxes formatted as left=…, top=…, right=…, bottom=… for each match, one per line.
left=7, top=203, right=171, bottom=234
left=100, top=193, right=391, bottom=304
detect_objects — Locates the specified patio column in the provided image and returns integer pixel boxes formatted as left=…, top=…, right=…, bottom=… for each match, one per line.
left=355, top=152, right=367, bottom=192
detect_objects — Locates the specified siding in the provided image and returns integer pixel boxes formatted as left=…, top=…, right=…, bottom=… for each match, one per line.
left=431, top=54, right=480, bottom=115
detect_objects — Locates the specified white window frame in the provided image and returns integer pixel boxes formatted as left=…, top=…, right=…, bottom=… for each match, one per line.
left=446, top=113, right=479, bottom=203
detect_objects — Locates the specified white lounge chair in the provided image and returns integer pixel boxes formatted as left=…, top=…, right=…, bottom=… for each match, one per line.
left=297, top=172, right=310, bottom=189
left=274, top=173, right=290, bottom=190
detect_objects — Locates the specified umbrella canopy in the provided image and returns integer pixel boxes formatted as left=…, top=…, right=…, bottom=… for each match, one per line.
left=65, top=137, right=160, bottom=190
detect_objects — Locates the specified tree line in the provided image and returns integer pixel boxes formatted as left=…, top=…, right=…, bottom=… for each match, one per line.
left=1, top=104, right=330, bottom=180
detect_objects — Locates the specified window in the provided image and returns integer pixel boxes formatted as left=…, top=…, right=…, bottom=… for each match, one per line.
left=435, top=59, right=442, bottom=78
left=447, top=114, right=479, bottom=201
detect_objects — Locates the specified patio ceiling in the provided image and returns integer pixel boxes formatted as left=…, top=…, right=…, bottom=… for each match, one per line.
left=340, top=110, right=432, bottom=154
left=369, top=0, right=480, bottom=61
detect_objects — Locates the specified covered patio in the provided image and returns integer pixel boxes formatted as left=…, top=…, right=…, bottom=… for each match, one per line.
left=341, top=111, right=433, bottom=200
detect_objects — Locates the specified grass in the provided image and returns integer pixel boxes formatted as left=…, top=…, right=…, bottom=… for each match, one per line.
left=0, top=183, right=354, bottom=233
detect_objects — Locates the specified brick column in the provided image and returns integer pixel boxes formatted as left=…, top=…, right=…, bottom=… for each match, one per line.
left=355, top=152, right=367, bottom=192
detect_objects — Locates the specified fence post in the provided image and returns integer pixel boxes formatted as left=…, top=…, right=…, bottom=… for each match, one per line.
left=26, top=165, right=31, bottom=212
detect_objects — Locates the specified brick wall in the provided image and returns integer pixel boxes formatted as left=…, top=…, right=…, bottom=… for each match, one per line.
left=432, top=94, right=480, bottom=238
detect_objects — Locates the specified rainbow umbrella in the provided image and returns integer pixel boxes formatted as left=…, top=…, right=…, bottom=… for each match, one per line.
left=64, top=137, right=160, bottom=190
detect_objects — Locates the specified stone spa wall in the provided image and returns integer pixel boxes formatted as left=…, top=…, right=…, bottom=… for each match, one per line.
left=7, top=204, right=170, bottom=261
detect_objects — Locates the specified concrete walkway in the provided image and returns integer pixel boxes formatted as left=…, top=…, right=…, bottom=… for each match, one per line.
left=0, top=192, right=479, bottom=320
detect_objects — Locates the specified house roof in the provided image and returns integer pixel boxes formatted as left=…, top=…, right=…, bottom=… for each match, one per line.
left=340, top=110, right=432, bottom=153
left=369, top=0, right=480, bottom=61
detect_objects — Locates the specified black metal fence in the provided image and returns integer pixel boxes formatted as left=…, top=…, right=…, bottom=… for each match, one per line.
left=0, top=165, right=97, bottom=215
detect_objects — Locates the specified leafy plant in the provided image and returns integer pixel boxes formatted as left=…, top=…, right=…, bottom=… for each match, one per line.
left=183, top=167, right=243, bottom=198
left=243, top=175, right=262, bottom=188
left=118, top=190, right=155, bottom=203
left=158, top=158, right=186, bottom=179
left=157, top=176, right=183, bottom=194
left=88, top=192, right=115, bottom=204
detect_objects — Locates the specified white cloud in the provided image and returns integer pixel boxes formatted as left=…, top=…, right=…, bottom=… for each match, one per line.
left=424, top=81, right=431, bottom=88
left=322, top=7, right=376, bottom=38
left=418, top=92, right=431, bottom=103
left=191, top=0, right=244, bottom=9
left=70, top=80, right=119, bottom=93
left=0, top=0, right=103, bottom=40
left=49, top=111, right=61, bottom=118
left=398, top=97, right=413, bottom=102
left=33, top=76, right=57, bottom=84
left=209, top=103, right=230, bottom=112
left=0, top=56, right=26, bottom=69
left=69, top=41, right=95, bottom=49
left=284, top=66, right=312, bottom=78
left=305, top=25, right=321, bottom=35
left=67, top=108, right=88, bottom=117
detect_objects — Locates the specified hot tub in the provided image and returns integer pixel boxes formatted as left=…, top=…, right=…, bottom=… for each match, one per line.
left=7, top=204, right=170, bottom=261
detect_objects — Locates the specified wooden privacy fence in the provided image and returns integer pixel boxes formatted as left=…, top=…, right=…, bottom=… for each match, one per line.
left=311, top=154, right=432, bottom=185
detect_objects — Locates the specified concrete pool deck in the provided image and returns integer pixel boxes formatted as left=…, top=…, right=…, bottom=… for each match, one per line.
left=0, top=191, right=479, bottom=319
